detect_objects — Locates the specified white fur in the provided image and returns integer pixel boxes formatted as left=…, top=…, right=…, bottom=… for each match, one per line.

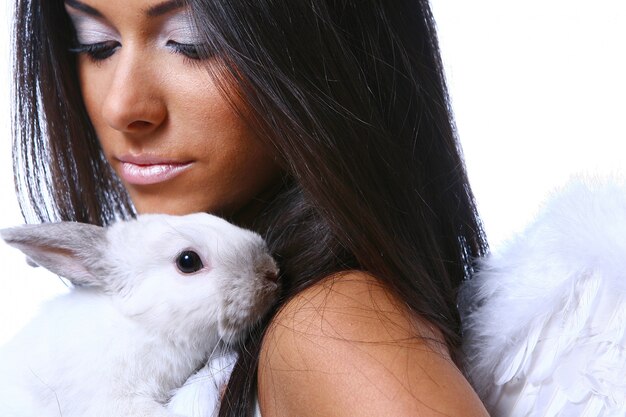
left=461, top=177, right=626, bottom=416
left=166, top=353, right=262, bottom=417
left=0, top=213, right=279, bottom=417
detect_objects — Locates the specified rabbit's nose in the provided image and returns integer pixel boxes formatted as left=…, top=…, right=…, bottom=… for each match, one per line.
left=264, top=271, right=279, bottom=283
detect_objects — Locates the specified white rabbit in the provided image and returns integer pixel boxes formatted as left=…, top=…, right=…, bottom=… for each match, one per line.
left=0, top=213, right=279, bottom=417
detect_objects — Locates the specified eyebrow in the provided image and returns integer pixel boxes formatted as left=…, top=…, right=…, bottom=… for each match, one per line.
left=64, top=0, right=186, bottom=18
left=64, top=0, right=102, bottom=17
left=145, top=0, right=186, bottom=17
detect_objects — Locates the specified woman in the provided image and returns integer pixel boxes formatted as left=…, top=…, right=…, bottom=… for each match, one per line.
left=13, top=0, right=489, bottom=416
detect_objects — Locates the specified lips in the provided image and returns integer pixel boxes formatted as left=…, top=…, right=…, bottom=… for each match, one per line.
left=116, top=155, right=192, bottom=186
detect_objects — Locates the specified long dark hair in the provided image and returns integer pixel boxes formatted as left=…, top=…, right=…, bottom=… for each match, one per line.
left=14, top=1, right=488, bottom=416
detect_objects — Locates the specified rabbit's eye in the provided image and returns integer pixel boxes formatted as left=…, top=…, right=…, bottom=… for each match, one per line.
left=176, top=250, right=204, bottom=274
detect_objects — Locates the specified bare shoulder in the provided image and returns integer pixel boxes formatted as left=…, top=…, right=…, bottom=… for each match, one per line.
left=258, top=271, right=489, bottom=417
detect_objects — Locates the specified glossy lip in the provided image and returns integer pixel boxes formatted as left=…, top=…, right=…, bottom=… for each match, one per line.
left=116, top=155, right=193, bottom=186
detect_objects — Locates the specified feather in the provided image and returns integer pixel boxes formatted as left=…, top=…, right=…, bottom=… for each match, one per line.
left=167, top=353, right=237, bottom=417
left=462, top=176, right=626, bottom=417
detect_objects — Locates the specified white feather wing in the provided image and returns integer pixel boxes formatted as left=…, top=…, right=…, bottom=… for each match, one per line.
left=461, top=178, right=626, bottom=417
left=167, top=352, right=236, bottom=417
left=166, top=352, right=263, bottom=417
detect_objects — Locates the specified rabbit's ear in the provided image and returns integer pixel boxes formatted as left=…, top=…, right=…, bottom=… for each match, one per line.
left=0, top=222, right=110, bottom=288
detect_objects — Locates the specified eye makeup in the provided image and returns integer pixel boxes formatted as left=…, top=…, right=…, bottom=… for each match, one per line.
left=68, top=14, right=120, bottom=45
left=65, top=5, right=208, bottom=62
left=158, top=11, right=203, bottom=46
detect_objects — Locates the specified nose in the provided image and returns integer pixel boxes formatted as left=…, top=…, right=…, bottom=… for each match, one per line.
left=101, top=51, right=167, bottom=134
left=264, top=271, right=279, bottom=283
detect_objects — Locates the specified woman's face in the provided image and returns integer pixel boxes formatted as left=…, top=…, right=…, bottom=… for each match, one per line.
left=65, top=0, right=281, bottom=216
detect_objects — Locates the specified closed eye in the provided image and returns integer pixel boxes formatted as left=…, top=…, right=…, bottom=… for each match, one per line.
left=69, top=40, right=209, bottom=63
left=166, top=40, right=207, bottom=61
left=70, top=40, right=120, bottom=62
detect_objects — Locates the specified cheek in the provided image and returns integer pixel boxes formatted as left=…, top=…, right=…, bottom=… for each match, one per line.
left=176, top=83, right=283, bottom=209
left=191, top=127, right=282, bottom=214
left=75, top=58, right=117, bottom=153
left=76, top=55, right=111, bottom=110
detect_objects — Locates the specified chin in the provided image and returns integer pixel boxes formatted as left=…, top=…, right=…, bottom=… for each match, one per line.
left=131, top=195, right=211, bottom=216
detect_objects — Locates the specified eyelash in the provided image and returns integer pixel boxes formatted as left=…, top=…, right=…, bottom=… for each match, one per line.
left=167, top=41, right=202, bottom=61
left=69, top=40, right=204, bottom=63
left=70, top=41, right=119, bottom=61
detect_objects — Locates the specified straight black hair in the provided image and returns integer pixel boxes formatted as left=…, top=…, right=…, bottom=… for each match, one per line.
left=13, top=1, right=488, bottom=416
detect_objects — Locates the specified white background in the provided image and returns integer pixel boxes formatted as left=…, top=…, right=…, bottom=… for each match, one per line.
left=1, top=1, right=625, bottom=343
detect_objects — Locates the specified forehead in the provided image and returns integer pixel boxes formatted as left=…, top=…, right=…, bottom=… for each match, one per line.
left=64, top=0, right=189, bottom=20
